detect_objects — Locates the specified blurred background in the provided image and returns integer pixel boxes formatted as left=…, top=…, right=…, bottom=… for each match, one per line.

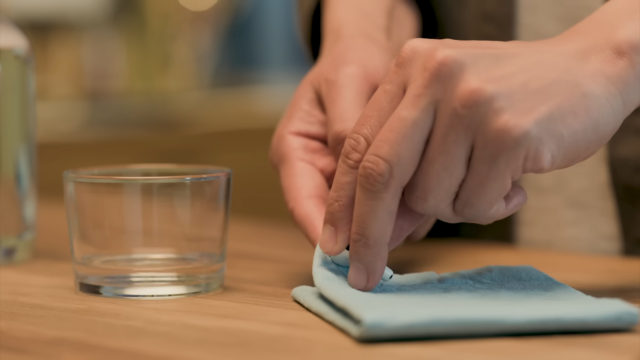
left=1, top=0, right=310, bottom=228
left=1, top=0, right=637, bottom=257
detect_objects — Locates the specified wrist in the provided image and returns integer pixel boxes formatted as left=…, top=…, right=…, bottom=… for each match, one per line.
left=607, top=18, right=640, bottom=110
left=608, top=28, right=640, bottom=109
left=321, top=0, right=420, bottom=56
left=558, top=0, right=640, bottom=111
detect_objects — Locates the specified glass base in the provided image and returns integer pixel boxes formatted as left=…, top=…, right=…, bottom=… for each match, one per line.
left=0, top=234, right=34, bottom=265
left=76, top=272, right=224, bottom=299
left=73, top=253, right=226, bottom=299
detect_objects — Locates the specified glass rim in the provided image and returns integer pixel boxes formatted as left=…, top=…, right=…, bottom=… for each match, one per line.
left=63, top=163, right=231, bottom=183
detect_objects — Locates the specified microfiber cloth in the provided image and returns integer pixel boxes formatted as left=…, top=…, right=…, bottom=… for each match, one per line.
left=291, top=246, right=639, bottom=341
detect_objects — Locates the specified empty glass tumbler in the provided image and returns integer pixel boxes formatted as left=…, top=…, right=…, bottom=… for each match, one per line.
left=0, top=19, right=37, bottom=264
left=64, top=164, right=231, bottom=298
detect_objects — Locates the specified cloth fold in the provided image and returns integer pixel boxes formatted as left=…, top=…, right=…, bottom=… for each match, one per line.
left=292, top=246, right=639, bottom=341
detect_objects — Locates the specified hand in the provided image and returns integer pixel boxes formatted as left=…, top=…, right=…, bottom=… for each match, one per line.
left=320, top=0, right=640, bottom=290
left=270, top=0, right=420, bottom=244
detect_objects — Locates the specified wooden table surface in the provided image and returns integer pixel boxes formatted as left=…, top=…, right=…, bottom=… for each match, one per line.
left=1, top=198, right=639, bottom=360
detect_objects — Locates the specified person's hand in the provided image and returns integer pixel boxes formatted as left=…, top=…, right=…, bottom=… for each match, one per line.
left=269, top=40, right=394, bottom=244
left=320, top=0, right=640, bottom=290
left=270, top=0, right=420, bottom=244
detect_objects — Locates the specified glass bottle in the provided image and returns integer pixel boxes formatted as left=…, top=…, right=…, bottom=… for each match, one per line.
left=0, top=18, right=36, bottom=264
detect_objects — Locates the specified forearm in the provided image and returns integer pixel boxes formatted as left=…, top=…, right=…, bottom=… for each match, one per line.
left=560, top=0, right=640, bottom=111
left=321, top=0, right=420, bottom=54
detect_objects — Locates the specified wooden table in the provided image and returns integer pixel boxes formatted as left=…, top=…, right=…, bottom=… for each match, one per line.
left=1, top=198, right=639, bottom=359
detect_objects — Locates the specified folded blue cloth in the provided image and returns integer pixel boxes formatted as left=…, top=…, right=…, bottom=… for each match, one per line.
left=292, top=246, right=639, bottom=341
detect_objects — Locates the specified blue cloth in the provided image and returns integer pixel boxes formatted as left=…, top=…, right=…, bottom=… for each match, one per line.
left=291, top=246, right=639, bottom=341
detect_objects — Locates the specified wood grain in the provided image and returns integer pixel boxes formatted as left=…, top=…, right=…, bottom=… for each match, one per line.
left=1, top=198, right=639, bottom=360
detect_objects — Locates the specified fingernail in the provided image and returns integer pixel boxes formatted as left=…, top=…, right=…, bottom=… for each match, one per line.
left=319, top=224, right=336, bottom=252
left=348, top=261, right=368, bottom=290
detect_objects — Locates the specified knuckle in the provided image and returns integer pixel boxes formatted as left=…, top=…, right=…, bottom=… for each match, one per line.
left=358, top=154, right=393, bottom=192
left=430, top=50, right=459, bottom=76
left=524, top=148, right=554, bottom=173
left=455, top=82, right=493, bottom=112
left=476, top=116, right=533, bottom=165
left=488, top=117, right=532, bottom=151
left=508, top=124, right=553, bottom=173
left=324, top=196, right=348, bottom=217
left=409, top=49, right=461, bottom=93
left=395, top=39, right=427, bottom=69
left=341, top=133, right=370, bottom=170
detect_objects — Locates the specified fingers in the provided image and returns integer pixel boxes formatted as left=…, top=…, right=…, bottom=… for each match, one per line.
left=319, top=76, right=407, bottom=255
left=402, top=87, right=477, bottom=223
left=453, top=140, right=528, bottom=224
left=345, top=46, right=467, bottom=290
left=347, top=95, right=435, bottom=290
left=324, top=78, right=376, bottom=157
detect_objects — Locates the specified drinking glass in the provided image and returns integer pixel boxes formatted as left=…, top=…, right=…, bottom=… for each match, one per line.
left=64, top=164, right=231, bottom=298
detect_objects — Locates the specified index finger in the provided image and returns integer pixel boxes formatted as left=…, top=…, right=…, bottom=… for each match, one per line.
left=319, top=76, right=406, bottom=255
left=348, top=91, right=434, bottom=290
